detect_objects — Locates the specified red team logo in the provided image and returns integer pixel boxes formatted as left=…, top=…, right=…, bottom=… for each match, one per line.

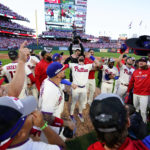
left=74, top=66, right=88, bottom=72
left=45, top=0, right=60, bottom=3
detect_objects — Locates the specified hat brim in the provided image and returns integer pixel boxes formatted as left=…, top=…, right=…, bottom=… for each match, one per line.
left=126, top=38, right=150, bottom=56
left=126, top=38, right=150, bottom=50
left=20, top=96, right=37, bottom=117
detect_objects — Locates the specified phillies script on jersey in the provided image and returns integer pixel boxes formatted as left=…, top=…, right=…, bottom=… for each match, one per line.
left=74, top=66, right=88, bottom=72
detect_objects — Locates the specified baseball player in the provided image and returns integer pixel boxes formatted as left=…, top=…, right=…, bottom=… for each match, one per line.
left=66, top=54, right=99, bottom=122
left=1, top=50, right=35, bottom=99
left=116, top=54, right=135, bottom=98
left=127, top=57, right=150, bottom=123
left=39, top=62, right=75, bottom=142
left=84, top=49, right=97, bottom=105
left=26, top=52, right=40, bottom=99
left=101, top=58, right=119, bottom=94
left=64, top=39, right=84, bottom=82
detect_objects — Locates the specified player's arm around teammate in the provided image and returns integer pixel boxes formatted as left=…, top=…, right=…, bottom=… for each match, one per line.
left=0, top=41, right=30, bottom=97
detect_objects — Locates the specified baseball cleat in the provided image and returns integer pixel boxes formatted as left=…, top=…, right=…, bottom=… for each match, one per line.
left=78, top=113, right=84, bottom=122
left=70, top=115, right=76, bottom=122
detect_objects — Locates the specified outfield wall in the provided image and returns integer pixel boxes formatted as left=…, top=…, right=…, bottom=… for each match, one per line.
left=0, top=45, right=134, bottom=54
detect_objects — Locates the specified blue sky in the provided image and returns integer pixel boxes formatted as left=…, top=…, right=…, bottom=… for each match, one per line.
left=1, top=0, right=150, bottom=39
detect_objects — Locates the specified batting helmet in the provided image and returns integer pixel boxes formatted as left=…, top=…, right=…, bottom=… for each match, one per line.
left=8, top=50, right=18, bottom=61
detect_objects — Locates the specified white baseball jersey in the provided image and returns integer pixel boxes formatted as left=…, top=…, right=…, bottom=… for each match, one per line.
left=119, top=65, right=135, bottom=85
left=26, top=56, right=39, bottom=85
left=26, top=56, right=40, bottom=73
left=102, top=65, right=119, bottom=83
left=9, top=138, right=61, bottom=150
left=1, top=63, right=32, bottom=89
left=69, top=63, right=93, bottom=86
left=39, top=78, right=63, bottom=118
left=1, top=63, right=17, bottom=82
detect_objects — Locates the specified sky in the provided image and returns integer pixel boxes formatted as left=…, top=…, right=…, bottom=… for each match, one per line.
left=1, top=0, right=150, bottom=39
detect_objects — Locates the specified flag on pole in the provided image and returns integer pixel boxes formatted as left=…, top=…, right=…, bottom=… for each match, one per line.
left=139, top=20, right=142, bottom=26
left=128, top=21, right=132, bottom=29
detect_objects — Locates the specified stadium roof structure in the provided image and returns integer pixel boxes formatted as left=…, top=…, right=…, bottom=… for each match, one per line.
left=0, top=3, right=29, bottom=22
left=0, top=3, right=35, bottom=37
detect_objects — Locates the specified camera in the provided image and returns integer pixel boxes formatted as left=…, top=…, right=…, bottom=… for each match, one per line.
left=72, top=30, right=81, bottom=44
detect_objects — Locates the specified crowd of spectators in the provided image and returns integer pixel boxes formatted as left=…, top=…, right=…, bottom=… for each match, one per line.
left=0, top=36, right=35, bottom=49
left=0, top=3, right=29, bottom=21
left=0, top=20, right=34, bottom=32
left=0, top=36, right=120, bottom=49
left=41, top=30, right=96, bottom=39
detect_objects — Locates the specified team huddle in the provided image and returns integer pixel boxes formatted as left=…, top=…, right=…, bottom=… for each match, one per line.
left=0, top=37, right=150, bottom=149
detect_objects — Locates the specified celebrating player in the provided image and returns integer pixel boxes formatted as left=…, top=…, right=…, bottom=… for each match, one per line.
left=0, top=41, right=30, bottom=97
left=116, top=53, right=135, bottom=98
left=39, top=62, right=75, bottom=141
left=127, top=57, right=150, bottom=123
left=84, top=49, right=97, bottom=105
left=66, top=54, right=100, bottom=122
left=1, top=50, right=35, bottom=99
left=101, top=58, right=119, bottom=94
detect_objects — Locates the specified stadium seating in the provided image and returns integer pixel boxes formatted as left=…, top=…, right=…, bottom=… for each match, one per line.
left=0, top=20, right=34, bottom=32
left=0, top=3, right=29, bottom=21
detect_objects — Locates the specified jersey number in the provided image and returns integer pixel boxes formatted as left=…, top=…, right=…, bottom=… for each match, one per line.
left=9, top=71, right=16, bottom=78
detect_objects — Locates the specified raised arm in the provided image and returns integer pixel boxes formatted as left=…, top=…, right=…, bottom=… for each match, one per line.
left=4, top=41, right=29, bottom=97
left=78, top=39, right=84, bottom=55
left=69, top=42, right=73, bottom=55
left=117, top=53, right=124, bottom=68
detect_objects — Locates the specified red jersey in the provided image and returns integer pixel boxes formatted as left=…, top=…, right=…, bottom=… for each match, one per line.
left=88, top=137, right=148, bottom=150
left=84, top=57, right=95, bottom=79
left=35, top=59, right=52, bottom=91
left=127, top=68, right=150, bottom=95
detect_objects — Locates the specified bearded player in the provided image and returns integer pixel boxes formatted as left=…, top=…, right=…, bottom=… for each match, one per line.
left=116, top=53, right=135, bottom=98
left=101, top=58, right=119, bottom=94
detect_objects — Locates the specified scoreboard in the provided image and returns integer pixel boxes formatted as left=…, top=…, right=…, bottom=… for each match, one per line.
left=44, top=0, right=87, bottom=31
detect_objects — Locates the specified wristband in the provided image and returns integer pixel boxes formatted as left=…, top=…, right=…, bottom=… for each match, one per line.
left=61, top=79, right=72, bottom=86
left=114, top=76, right=119, bottom=80
left=90, top=56, right=95, bottom=61
left=51, top=117, right=64, bottom=127
left=40, top=121, right=48, bottom=130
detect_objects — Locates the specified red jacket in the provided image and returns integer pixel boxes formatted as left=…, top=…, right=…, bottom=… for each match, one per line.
left=35, top=59, right=52, bottom=91
left=84, top=57, right=95, bottom=79
left=127, top=68, right=150, bottom=95
left=88, top=137, right=148, bottom=150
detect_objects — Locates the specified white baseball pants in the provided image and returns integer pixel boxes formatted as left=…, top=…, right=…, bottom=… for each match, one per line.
left=86, top=79, right=96, bottom=105
left=70, top=87, right=87, bottom=115
left=133, top=94, right=149, bottom=123
left=101, top=82, right=113, bottom=94
left=116, top=84, right=128, bottom=97
left=113, top=80, right=120, bottom=94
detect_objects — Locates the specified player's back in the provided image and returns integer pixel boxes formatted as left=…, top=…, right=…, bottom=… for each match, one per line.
left=2, top=63, right=18, bottom=82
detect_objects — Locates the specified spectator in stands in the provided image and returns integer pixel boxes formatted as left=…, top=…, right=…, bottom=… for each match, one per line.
left=35, top=50, right=52, bottom=91
left=88, top=93, right=149, bottom=150
left=0, top=96, right=65, bottom=149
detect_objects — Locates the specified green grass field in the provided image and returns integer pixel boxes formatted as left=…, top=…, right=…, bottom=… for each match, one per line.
left=0, top=50, right=145, bottom=150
